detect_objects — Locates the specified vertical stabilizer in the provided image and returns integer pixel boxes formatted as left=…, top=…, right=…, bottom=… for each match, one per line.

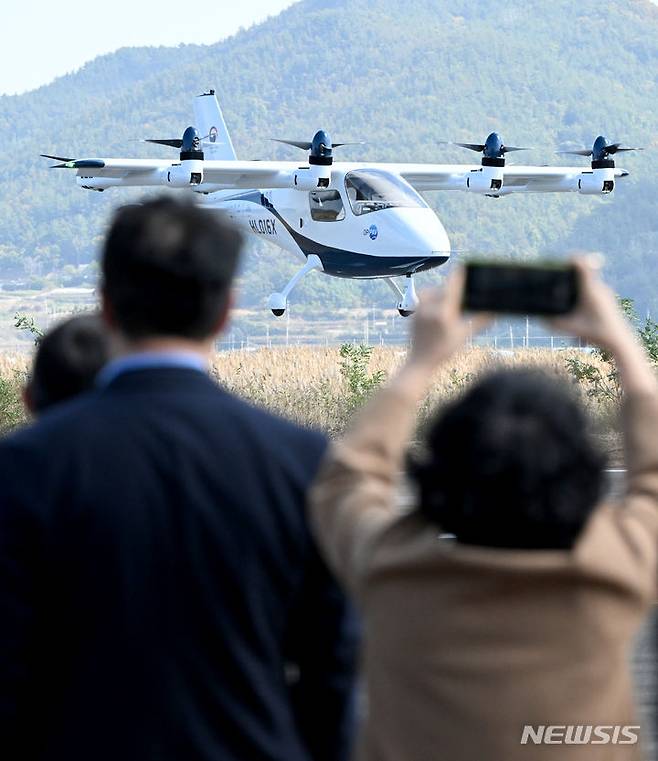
left=194, top=90, right=237, bottom=160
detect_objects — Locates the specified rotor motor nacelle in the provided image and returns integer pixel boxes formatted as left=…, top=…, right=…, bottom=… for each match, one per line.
left=465, top=159, right=505, bottom=194
left=560, top=136, right=640, bottom=194
left=291, top=163, right=331, bottom=191
left=577, top=164, right=615, bottom=195
left=162, top=159, right=204, bottom=188
left=158, top=127, right=205, bottom=187
left=274, top=128, right=347, bottom=190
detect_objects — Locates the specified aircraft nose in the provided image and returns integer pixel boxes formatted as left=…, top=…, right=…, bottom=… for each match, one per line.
left=415, top=211, right=451, bottom=255
left=377, top=207, right=451, bottom=259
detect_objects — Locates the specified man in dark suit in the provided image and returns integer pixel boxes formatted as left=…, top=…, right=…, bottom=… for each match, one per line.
left=0, top=197, right=358, bottom=761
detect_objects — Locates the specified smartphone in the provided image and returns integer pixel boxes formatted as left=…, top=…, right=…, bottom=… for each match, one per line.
left=463, top=261, right=579, bottom=315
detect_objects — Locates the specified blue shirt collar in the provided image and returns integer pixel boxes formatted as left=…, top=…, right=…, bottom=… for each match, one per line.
left=96, top=350, right=208, bottom=388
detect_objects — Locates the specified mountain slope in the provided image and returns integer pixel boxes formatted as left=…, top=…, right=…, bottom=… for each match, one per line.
left=1, top=0, right=657, bottom=310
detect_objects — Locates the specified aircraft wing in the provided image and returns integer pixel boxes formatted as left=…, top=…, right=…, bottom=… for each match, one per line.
left=45, top=154, right=630, bottom=195
left=375, top=163, right=629, bottom=194
left=495, top=165, right=628, bottom=194
left=43, top=156, right=302, bottom=190
left=45, top=158, right=172, bottom=176
left=372, top=163, right=480, bottom=191
left=201, top=160, right=299, bottom=189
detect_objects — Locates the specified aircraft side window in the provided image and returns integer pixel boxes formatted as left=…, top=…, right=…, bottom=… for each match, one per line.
left=309, top=190, right=345, bottom=222
left=345, top=170, right=427, bottom=216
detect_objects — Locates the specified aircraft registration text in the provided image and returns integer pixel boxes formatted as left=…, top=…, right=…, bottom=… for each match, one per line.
left=249, top=219, right=277, bottom=236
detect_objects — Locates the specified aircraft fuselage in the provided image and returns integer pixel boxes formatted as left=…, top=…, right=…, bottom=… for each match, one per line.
left=204, top=168, right=451, bottom=279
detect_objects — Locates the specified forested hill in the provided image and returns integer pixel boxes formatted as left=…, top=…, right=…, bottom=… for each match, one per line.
left=1, top=0, right=657, bottom=311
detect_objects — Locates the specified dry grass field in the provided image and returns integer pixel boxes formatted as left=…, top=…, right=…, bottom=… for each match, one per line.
left=214, top=345, right=612, bottom=418
left=211, top=346, right=622, bottom=460
left=0, top=346, right=622, bottom=459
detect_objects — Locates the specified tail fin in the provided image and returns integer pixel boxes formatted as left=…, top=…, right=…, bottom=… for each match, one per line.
left=194, top=90, right=237, bottom=160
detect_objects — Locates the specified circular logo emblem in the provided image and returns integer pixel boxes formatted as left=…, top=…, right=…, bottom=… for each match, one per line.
left=369, top=224, right=378, bottom=240
left=209, top=126, right=218, bottom=143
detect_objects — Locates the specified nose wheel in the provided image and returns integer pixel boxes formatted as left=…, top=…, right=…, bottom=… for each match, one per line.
left=386, top=275, right=418, bottom=317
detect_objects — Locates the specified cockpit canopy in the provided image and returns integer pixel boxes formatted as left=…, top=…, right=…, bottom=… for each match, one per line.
left=344, top=170, right=427, bottom=216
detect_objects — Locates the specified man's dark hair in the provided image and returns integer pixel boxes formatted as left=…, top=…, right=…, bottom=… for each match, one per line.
left=102, top=196, right=242, bottom=339
left=28, top=314, right=111, bottom=413
left=409, top=368, right=606, bottom=550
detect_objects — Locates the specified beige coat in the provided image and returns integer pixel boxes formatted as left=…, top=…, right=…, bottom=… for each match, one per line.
left=309, top=385, right=658, bottom=761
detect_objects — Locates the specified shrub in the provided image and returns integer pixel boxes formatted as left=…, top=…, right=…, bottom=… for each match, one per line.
left=338, top=343, right=387, bottom=411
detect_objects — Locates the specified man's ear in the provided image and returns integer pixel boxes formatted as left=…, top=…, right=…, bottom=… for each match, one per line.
left=212, top=291, right=235, bottom=337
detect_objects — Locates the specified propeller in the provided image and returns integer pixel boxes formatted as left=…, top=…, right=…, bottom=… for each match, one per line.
left=41, top=155, right=105, bottom=169
left=557, top=136, right=643, bottom=163
left=40, top=153, right=75, bottom=163
left=145, top=138, right=184, bottom=148
left=441, top=132, right=531, bottom=160
left=272, top=130, right=362, bottom=164
left=144, top=126, right=213, bottom=149
left=143, top=126, right=205, bottom=162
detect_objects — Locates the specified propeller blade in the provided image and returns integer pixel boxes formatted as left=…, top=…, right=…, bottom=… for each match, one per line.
left=556, top=149, right=593, bottom=156
left=454, top=142, right=486, bottom=152
left=272, top=138, right=362, bottom=151
left=440, top=138, right=527, bottom=157
left=606, top=145, right=643, bottom=154
left=271, top=139, right=313, bottom=150
left=144, top=139, right=184, bottom=148
left=41, top=153, right=74, bottom=162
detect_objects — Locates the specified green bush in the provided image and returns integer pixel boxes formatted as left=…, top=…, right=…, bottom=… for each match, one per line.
left=338, top=343, right=387, bottom=411
left=565, top=298, right=658, bottom=407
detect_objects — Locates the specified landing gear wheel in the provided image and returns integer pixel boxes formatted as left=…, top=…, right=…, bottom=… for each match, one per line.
left=388, top=274, right=419, bottom=317
left=267, top=255, right=323, bottom=318
left=268, top=292, right=287, bottom=316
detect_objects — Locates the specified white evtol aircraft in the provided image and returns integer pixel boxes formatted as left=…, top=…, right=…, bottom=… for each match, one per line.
left=43, top=91, right=637, bottom=316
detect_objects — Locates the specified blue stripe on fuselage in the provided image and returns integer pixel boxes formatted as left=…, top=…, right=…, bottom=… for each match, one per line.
left=317, top=253, right=447, bottom=278
left=221, top=192, right=448, bottom=278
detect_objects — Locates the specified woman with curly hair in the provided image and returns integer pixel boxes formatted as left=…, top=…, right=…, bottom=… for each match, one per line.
left=310, top=260, right=658, bottom=761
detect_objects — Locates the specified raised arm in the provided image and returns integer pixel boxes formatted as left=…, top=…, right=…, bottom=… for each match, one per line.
left=309, top=270, right=489, bottom=593
left=550, top=260, right=658, bottom=562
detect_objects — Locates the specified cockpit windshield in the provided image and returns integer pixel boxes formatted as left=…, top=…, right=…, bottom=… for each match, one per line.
left=344, top=170, right=427, bottom=216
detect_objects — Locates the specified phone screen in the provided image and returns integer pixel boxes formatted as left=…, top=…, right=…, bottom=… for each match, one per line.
left=463, top=262, right=578, bottom=315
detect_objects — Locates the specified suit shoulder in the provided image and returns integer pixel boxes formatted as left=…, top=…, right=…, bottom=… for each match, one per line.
left=0, top=393, right=97, bottom=475
left=1, top=390, right=102, bottom=445
left=216, top=391, right=328, bottom=474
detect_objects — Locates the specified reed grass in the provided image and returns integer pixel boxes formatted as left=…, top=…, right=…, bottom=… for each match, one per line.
left=0, top=347, right=620, bottom=459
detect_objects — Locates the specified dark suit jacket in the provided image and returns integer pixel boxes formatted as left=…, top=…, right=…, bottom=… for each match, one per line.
left=0, top=367, right=358, bottom=761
